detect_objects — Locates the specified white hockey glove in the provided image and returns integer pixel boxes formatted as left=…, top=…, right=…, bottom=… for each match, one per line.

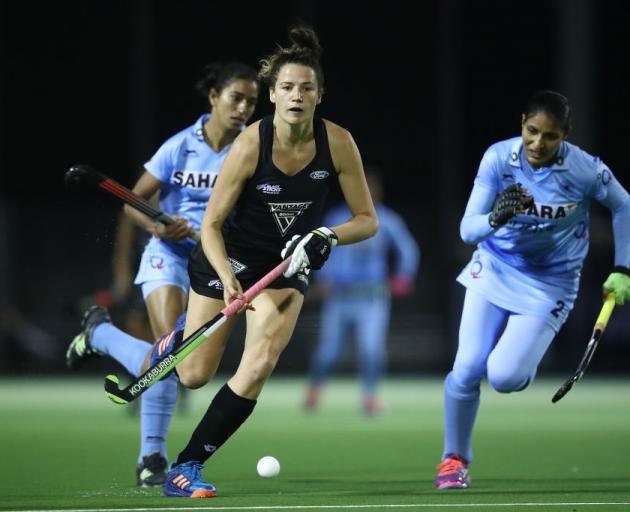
left=281, top=227, right=338, bottom=278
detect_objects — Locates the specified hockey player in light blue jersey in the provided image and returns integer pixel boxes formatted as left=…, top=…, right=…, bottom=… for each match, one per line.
left=304, top=166, right=420, bottom=415
left=435, top=91, right=630, bottom=490
left=66, top=62, right=259, bottom=486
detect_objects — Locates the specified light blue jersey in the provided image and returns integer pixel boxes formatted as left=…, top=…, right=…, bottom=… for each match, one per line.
left=144, top=113, right=231, bottom=257
left=308, top=202, right=419, bottom=402
left=458, top=137, right=630, bottom=330
left=134, top=114, right=237, bottom=296
left=318, top=204, right=420, bottom=286
left=442, top=136, right=629, bottom=464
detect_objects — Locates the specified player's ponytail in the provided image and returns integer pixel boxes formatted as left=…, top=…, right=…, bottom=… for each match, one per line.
left=259, top=25, right=325, bottom=93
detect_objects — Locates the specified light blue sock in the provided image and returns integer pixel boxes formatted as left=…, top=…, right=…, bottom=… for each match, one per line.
left=360, top=359, right=381, bottom=397
left=442, top=371, right=480, bottom=463
left=139, top=374, right=178, bottom=462
left=91, top=323, right=150, bottom=377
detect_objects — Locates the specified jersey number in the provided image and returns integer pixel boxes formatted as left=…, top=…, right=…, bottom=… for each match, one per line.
left=551, top=300, right=566, bottom=318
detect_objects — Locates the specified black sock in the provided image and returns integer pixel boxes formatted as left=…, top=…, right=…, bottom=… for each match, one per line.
left=176, top=383, right=256, bottom=465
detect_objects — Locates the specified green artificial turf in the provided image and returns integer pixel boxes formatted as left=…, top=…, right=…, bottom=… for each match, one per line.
left=1, top=376, right=629, bottom=511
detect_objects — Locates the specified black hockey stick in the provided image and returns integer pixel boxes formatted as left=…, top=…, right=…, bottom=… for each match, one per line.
left=104, top=257, right=292, bottom=404
left=65, top=164, right=200, bottom=241
left=552, top=293, right=616, bottom=403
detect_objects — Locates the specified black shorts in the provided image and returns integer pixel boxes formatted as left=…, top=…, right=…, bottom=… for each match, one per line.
left=188, top=242, right=309, bottom=299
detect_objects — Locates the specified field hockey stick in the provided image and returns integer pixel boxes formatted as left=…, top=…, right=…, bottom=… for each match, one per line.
left=64, top=164, right=200, bottom=242
left=104, top=256, right=292, bottom=404
left=551, top=293, right=616, bottom=403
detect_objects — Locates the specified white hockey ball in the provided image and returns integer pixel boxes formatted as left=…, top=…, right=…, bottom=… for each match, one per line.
left=257, top=455, right=280, bottom=478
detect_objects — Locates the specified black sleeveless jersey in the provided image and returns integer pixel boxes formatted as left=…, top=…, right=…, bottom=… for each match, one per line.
left=223, top=115, right=338, bottom=259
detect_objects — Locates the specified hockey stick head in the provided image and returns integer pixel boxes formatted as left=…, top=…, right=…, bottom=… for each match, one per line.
left=551, top=335, right=599, bottom=403
left=64, top=164, right=104, bottom=190
left=104, top=374, right=132, bottom=404
left=552, top=294, right=615, bottom=403
left=551, top=376, right=578, bottom=403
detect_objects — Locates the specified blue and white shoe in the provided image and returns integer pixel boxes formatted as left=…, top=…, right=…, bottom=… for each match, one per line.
left=163, top=461, right=217, bottom=498
left=65, top=306, right=111, bottom=370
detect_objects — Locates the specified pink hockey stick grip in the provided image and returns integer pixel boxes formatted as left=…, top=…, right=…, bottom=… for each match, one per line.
left=220, top=257, right=292, bottom=317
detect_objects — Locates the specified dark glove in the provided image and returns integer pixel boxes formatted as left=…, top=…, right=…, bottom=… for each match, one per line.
left=489, top=183, right=533, bottom=228
left=281, top=227, right=338, bottom=278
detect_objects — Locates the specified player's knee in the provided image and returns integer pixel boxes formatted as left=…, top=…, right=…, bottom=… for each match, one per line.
left=315, top=348, right=339, bottom=366
left=451, top=361, right=485, bottom=390
left=178, top=368, right=211, bottom=390
left=361, top=345, right=385, bottom=362
left=487, top=370, right=530, bottom=393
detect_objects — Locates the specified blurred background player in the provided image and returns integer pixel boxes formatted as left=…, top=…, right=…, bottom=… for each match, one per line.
left=65, top=61, right=259, bottom=486
left=435, top=90, right=630, bottom=490
left=303, top=165, right=420, bottom=415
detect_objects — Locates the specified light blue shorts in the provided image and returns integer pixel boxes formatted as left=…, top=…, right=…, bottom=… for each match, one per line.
left=457, top=249, right=577, bottom=333
left=134, top=237, right=190, bottom=300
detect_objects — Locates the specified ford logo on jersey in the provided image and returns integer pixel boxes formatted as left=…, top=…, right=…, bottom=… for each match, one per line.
left=309, top=170, right=329, bottom=180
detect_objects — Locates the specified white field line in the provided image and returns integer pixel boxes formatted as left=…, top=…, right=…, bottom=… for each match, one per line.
left=3, top=502, right=630, bottom=511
